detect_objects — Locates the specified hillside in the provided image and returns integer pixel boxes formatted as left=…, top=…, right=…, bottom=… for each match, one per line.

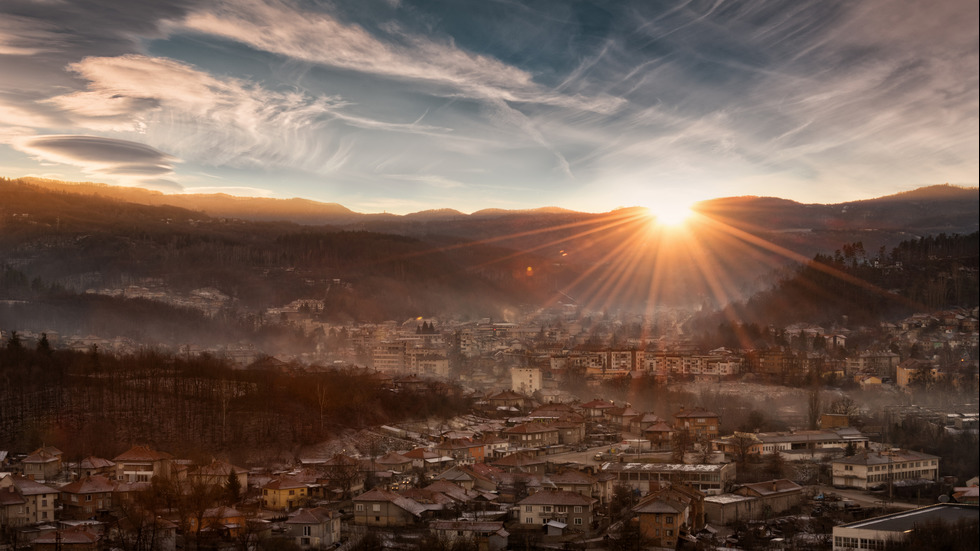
left=2, top=177, right=978, bottom=349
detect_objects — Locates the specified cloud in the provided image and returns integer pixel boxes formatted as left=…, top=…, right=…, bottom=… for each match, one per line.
left=176, top=0, right=624, bottom=113
left=13, top=134, right=182, bottom=190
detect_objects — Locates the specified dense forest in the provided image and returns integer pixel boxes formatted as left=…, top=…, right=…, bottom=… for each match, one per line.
left=0, top=336, right=471, bottom=461
left=690, top=232, right=979, bottom=338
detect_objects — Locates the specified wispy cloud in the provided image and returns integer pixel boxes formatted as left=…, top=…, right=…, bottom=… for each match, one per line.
left=176, top=0, right=624, bottom=114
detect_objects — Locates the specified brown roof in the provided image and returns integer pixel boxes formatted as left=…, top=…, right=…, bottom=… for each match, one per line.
left=674, top=407, right=719, bottom=419
left=503, top=423, right=558, bottom=434
left=739, top=479, right=802, bottom=497
left=113, top=445, right=173, bottom=462
left=60, top=475, right=116, bottom=494
left=285, top=507, right=336, bottom=524
left=79, top=456, right=115, bottom=470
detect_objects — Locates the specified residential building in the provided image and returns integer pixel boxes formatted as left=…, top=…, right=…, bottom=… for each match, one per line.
left=352, top=489, right=426, bottom=527
left=113, top=446, right=174, bottom=483
left=262, top=478, right=311, bottom=510
left=673, top=407, right=720, bottom=439
left=188, top=460, right=248, bottom=491
left=516, top=489, right=596, bottom=533
left=77, top=457, right=115, bottom=479
left=284, top=508, right=341, bottom=549
left=58, top=476, right=115, bottom=519
left=0, top=475, right=58, bottom=526
left=429, top=521, right=508, bottom=551
left=511, top=367, right=543, bottom=395
left=22, top=447, right=63, bottom=482
left=633, top=486, right=705, bottom=549
left=502, top=424, right=559, bottom=449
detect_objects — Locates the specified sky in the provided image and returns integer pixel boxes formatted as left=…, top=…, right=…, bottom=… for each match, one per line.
left=0, top=0, right=977, bottom=215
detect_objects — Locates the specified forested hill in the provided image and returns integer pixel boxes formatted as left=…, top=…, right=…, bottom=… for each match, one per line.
left=689, top=232, right=980, bottom=335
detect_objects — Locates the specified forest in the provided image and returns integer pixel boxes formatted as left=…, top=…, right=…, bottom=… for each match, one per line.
left=0, top=336, right=472, bottom=462
left=690, top=232, right=979, bottom=336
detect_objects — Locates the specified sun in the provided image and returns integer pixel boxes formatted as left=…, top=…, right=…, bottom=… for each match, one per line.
left=645, top=198, right=696, bottom=228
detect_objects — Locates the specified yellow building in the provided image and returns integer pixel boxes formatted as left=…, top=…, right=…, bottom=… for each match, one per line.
left=262, top=478, right=311, bottom=510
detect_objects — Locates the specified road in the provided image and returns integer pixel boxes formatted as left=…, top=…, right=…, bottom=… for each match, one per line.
left=810, top=484, right=923, bottom=511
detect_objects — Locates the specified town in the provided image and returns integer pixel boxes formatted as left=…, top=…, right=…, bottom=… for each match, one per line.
left=1, top=300, right=977, bottom=551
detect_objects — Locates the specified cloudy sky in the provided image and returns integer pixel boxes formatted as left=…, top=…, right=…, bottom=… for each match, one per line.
left=1, top=0, right=976, bottom=214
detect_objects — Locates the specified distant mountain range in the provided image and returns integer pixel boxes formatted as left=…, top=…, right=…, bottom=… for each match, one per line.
left=0, top=176, right=976, bottom=342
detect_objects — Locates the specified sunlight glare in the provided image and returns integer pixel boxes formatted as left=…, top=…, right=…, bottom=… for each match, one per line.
left=645, top=199, right=695, bottom=228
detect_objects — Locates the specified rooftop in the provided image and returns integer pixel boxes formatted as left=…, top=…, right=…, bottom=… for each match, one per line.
left=839, top=504, right=978, bottom=533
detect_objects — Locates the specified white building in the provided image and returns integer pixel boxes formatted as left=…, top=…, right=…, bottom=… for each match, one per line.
left=831, top=449, right=939, bottom=490
left=511, top=367, right=543, bottom=394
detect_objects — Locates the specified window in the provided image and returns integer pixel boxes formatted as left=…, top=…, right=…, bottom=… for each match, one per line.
left=574, top=506, right=582, bottom=513
left=556, top=506, right=567, bottom=513
left=665, top=529, right=673, bottom=536
left=86, top=495, right=93, bottom=501
left=42, top=512, right=48, bottom=519
left=525, top=506, right=533, bottom=512
left=372, top=504, right=381, bottom=512
left=355, top=504, right=364, bottom=512
left=666, top=516, right=673, bottom=524
left=303, top=526, right=312, bottom=536
left=574, top=518, right=582, bottom=525
left=543, top=506, right=552, bottom=512
left=289, top=490, right=295, bottom=496
left=525, top=517, right=533, bottom=524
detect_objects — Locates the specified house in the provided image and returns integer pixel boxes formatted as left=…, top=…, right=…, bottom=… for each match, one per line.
left=352, top=489, right=427, bottom=527
left=501, top=424, right=559, bottom=449
left=579, top=399, right=616, bottom=420
left=485, top=390, right=528, bottom=410
left=633, top=485, right=705, bottom=549
left=188, top=460, right=248, bottom=491
left=189, top=506, right=245, bottom=539
left=429, top=521, right=508, bottom=551
left=321, top=454, right=364, bottom=499
left=433, top=465, right=500, bottom=492
left=112, top=446, right=174, bottom=483
left=0, top=475, right=58, bottom=525
left=642, top=422, right=675, bottom=450
left=516, top=489, right=596, bottom=533
left=629, top=413, right=667, bottom=434
left=832, top=449, right=940, bottom=490
left=372, top=452, right=413, bottom=474
left=284, top=507, right=341, bottom=549
left=734, top=479, right=803, bottom=516
left=77, top=457, right=115, bottom=479
left=403, top=448, right=454, bottom=474
left=435, top=439, right=485, bottom=464
left=604, top=406, right=640, bottom=430
left=542, top=470, right=598, bottom=502
left=492, top=452, right=549, bottom=474
left=673, top=407, right=720, bottom=439
left=58, top=476, right=116, bottom=519
left=32, top=528, right=101, bottom=551
left=22, top=447, right=63, bottom=482
left=261, top=478, right=311, bottom=510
